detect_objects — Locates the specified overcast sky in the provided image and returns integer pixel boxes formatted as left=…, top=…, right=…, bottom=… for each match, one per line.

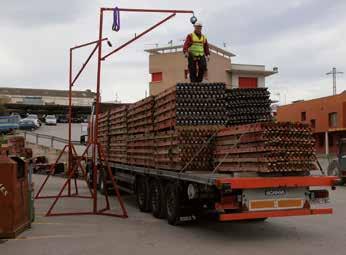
left=0, top=0, right=345, bottom=104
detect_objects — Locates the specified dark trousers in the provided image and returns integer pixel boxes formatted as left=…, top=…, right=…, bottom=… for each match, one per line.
left=188, top=55, right=207, bottom=83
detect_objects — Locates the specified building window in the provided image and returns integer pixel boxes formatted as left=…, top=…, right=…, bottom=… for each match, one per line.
left=301, top=112, right=306, bottom=121
left=239, top=77, right=258, bottom=88
left=310, top=119, right=316, bottom=128
left=329, top=112, right=337, bottom=128
left=151, top=72, right=163, bottom=82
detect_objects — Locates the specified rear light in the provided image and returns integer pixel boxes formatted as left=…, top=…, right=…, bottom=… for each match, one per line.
left=310, top=189, right=330, bottom=204
left=310, top=189, right=329, bottom=199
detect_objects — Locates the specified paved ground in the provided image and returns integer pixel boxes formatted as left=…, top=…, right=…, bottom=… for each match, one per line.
left=24, top=123, right=86, bottom=154
left=37, top=123, right=84, bottom=140
left=1, top=175, right=346, bottom=255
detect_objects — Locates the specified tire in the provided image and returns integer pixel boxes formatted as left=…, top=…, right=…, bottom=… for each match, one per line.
left=136, top=177, right=150, bottom=212
left=150, top=179, right=166, bottom=219
left=165, top=183, right=181, bottom=226
left=99, top=175, right=106, bottom=194
left=98, top=168, right=107, bottom=195
left=246, top=218, right=268, bottom=222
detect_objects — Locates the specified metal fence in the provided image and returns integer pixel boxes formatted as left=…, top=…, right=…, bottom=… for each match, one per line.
left=21, top=131, right=85, bottom=154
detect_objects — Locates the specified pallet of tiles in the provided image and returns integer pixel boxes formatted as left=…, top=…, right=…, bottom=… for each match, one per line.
left=214, top=122, right=317, bottom=174
left=108, top=105, right=128, bottom=164
left=127, top=133, right=155, bottom=168
left=127, top=96, right=154, bottom=134
left=154, top=87, right=177, bottom=131
left=154, top=83, right=227, bottom=131
left=226, top=88, right=272, bottom=126
left=154, top=128, right=215, bottom=171
left=108, top=135, right=127, bottom=164
left=97, top=112, right=110, bottom=155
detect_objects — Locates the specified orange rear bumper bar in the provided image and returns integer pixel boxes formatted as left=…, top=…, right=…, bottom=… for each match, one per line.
left=215, top=176, right=338, bottom=189
left=219, top=208, right=332, bottom=221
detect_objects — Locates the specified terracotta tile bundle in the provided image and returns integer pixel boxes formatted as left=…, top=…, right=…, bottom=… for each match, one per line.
left=153, top=128, right=215, bottom=171
left=108, top=106, right=128, bottom=164
left=226, top=88, right=272, bottom=126
left=154, top=83, right=227, bottom=131
left=214, top=122, right=316, bottom=173
left=127, top=96, right=154, bottom=134
left=97, top=84, right=317, bottom=174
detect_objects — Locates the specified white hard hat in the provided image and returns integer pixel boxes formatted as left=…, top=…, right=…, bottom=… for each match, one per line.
left=194, top=22, right=203, bottom=27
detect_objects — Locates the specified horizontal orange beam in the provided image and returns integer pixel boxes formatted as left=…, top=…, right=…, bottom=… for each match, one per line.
left=219, top=208, right=333, bottom=221
left=215, top=176, right=338, bottom=189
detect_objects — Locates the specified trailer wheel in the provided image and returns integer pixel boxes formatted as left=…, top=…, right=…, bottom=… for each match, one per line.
left=99, top=169, right=106, bottom=195
left=136, top=177, right=150, bottom=212
left=150, top=179, right=166, bottom=219
left=245, top=218, right=268, bottom=222
left=166, top=183, right=181, bottom=225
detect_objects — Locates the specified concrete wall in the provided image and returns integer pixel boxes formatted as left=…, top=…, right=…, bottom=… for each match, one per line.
left=231, top=64, right=265, bottom=71
left=25, top=142, right=68, bottom=163
left=206, top=53, right=232, bottom=89
left=229, top=64, right=267, bottom=88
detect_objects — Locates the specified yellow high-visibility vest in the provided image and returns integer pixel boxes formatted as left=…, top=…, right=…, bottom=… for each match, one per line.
left=188, top=32, right=206, bottom=57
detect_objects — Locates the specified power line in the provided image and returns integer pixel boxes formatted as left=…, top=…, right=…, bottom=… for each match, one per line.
left=326, top=67, right=343, bottom=95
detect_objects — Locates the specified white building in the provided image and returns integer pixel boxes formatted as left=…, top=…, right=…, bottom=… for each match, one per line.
left=0, top=87, right=96, bottom=106
left=146, top=44, right=277, bottom=96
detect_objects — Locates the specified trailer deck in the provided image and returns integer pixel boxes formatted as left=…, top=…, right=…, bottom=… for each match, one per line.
left=108, top=162, right=337, bottom=188
left=104, top=161, right=337, bottom=222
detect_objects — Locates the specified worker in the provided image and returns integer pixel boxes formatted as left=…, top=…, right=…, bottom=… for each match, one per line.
left=183, top=22, right=210, bottom=83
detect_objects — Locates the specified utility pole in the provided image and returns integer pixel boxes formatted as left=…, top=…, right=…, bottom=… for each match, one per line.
left=326, top=67, right=343, bottom=95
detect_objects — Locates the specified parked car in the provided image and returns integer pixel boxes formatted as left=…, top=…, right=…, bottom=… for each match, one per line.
left=0, top=116, right=19, bottom=134
left=82, top=116, right=89, bottom=123
left=45, top=115, right=57, bottom=125
left=24, top=114, right=40, bottom=128
left=57, top=116, right=68, bottom=123
left=10, top=113, right=21, bottom=122
left=72, top=117, right=82, bottom=123
left=18, top=119, right=37, bottom=131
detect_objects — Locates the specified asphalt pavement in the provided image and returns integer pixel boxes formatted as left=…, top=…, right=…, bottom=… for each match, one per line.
left=24, top=123, right=86, bottom=154
left=1, top=175, right=346, bottom=255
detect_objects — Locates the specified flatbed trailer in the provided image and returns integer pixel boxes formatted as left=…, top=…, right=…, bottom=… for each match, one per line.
left=97, top=161, right=337, bottom=225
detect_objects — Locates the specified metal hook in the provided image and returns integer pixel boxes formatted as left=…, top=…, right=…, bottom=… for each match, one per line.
left=112, top=7, right=121, bottom=31
left=190, top=13, right=197, bottom=25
